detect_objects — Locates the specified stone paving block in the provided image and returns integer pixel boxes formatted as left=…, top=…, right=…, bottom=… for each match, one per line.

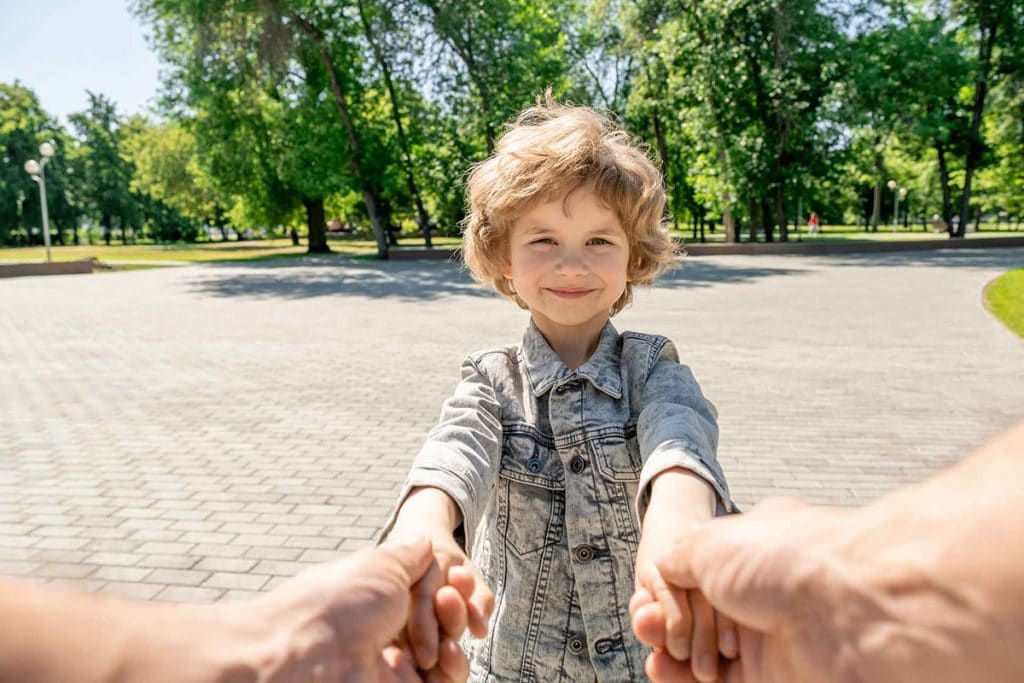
left=203, top=572, right=270, bottom=591
left=156, top=585, right=225, bottom=603
left=36, top=562, right=98, bottom=579
left=145, top=568, right=212, bottom=586
left=93, top=566, right=154, bottom=582
left=83, top=551, right=145, bottom=566
left=138, top=554, right=201, bottom=570
left=100, top=582, right=165, bottom=600
left=243, top=546, right=304, bottom=562
left=195, top=557, right=258, bottom=573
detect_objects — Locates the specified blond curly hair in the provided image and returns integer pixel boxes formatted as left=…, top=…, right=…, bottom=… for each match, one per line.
left=461, top=94, right=678, bottom=316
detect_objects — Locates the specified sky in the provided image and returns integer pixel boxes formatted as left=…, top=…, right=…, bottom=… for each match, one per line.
left=0, top=0, right=163, bottom=125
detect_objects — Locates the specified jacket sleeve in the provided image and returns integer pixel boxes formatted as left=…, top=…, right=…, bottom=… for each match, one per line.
left=378, top=356, right=503, bottom=551
left=634, top=338, right=735, bottom=523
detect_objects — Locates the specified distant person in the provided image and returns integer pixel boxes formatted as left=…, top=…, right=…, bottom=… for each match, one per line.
left=0, top=538, right=477, bottom=683
left=807, top=211, right=820, bottom=234
left=930, top=214, right=948, bottom=232
left=631, top=421, right=1024, bottom=683
left=289, top=226, right=300, bottom=246
left=381, top=93, right=736, bottom=681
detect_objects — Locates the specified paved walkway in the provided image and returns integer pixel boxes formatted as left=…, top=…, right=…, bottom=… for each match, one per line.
left=1, top=249, right=1022, bottom=602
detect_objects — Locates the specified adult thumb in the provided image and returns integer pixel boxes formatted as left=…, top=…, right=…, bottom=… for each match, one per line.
left=654, top=515, right=798, bottom=633
left=377, top=536, right=434, bottom=587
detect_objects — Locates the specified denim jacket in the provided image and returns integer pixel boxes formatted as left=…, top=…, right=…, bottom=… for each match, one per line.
left=381, top=320, right=734, bottom=682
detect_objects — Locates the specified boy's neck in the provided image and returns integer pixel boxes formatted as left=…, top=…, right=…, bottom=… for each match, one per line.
left=531, top=314, right=608, bottom=370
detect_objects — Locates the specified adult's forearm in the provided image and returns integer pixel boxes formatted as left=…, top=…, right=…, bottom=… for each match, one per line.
left=0, top=581, right=255, bottom=683
left=827, top=422, right=1024, bottom=681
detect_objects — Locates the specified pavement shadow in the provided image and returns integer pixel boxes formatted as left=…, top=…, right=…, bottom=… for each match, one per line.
left=187, top=254, right=805, bottom=300
left=658, top=259, right=805, bottom=289
left=188, top=256, right=489, bottom=301
left=809, top=247, right=1024, bottom=270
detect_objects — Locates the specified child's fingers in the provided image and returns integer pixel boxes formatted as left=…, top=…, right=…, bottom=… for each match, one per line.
left=408, top=558, right=443, bottom=670
left=447, top=565, right=476, bottom=602
left=649, top=568, right=693, bottom=661
left=629, top=587, right=654, bottom=617
left=438, top=637, right=470, bottom=682
left=688, top=591, right=718, bottom=683
left=646, top=650, right=701, bottom=683
left=435, top=585, right=469, bottom=639
left=717, top=611, right=739, bottom=659
left=466, top=582, right=495, bottom=638
left=631, top=601, right=667, bottom=650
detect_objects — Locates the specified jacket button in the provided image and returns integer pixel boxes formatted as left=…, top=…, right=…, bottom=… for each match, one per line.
left=569, top=455, right=587, bottom=474
left=573, top=544, right=595, bottom=563
left=526, top=457, right=543, bottom=473
left=567, top=634, right=586, bottom=655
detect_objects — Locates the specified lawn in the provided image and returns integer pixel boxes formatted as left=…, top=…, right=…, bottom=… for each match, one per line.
left=985, top=267, right=1024, bottom=339
left=669, top=223, right=1024, bottom=244
left=0, top=236, right=463, bottom=264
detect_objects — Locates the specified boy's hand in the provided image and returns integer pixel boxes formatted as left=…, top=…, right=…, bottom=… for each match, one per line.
left=407, top=534, right=494, bottom=672
left=633, top=526, right=739, bottom=683
left=631, top=468, right=737, bottom=683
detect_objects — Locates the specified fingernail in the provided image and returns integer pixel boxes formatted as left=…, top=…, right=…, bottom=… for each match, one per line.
left=722, top=627, right=738, bottom=654
left=698, top=654, right=716, bottom=680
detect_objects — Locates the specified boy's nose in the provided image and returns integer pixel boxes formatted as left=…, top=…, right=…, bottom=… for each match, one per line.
left=555, top=249, right=588, bottom=276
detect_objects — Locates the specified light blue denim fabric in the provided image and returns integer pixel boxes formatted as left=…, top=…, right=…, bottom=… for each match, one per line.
left=381, top=320, right=734, bottom=682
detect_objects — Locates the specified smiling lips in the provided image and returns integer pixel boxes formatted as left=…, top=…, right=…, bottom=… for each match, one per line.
left=545, top=288, right=596, bottom=299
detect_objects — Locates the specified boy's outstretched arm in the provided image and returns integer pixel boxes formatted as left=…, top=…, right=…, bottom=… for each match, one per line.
left=388, top=486, right=495, bottom=671
left=633, top=468, right=736, bottom=683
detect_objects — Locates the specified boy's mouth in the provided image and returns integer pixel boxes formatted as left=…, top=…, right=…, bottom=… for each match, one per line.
left=545, top=288, right=595, bottom=299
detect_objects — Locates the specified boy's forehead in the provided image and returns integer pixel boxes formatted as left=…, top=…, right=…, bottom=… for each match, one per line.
left=516, top=185, right=621, bottom=222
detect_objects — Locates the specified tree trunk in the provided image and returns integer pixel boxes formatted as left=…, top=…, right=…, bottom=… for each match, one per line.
left=935, top=141, right=955, bottom=237
left=723, top=206, right=737, bottom=243
left=355, top=0, right=433, bottom=248
left=762, top=199, right=774, bottom=242
left=749, top=199, right=760, bottom=242
left=775, top=182, right=788, bottom=242
left=303, top=197, right=329, bottom=253
left=956, top=18, right=1000, bottom=238
left=292, top=11, right=385, bottom=258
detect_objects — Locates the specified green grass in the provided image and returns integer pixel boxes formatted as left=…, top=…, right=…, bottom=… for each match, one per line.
left=670, top=223, right=1024, bottom=244
left=0, top=236, right=463, bottom=264
left=985, top=267, right=1024, bottom=338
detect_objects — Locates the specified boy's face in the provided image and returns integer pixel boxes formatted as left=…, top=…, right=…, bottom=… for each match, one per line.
left=503, top=183, right=629, bottom=338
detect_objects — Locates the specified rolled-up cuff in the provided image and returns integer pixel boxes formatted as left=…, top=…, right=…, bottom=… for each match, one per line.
left=377, top=464, right=482, bottom=552
left=635, top=439, right=736, bottom=524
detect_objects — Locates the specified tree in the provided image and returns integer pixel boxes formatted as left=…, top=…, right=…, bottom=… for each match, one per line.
left=68, top=92, right=138, bottom=245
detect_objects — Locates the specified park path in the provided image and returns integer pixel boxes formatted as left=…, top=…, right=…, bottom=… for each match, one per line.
left=1, top=248, right=1022, bottom=601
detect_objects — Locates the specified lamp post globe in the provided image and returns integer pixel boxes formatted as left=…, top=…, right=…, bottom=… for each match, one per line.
left=23, top=148, right=54, bottom=262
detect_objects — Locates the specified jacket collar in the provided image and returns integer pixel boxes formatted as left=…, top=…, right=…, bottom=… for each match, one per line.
left=521, top=319, right=623, bottom=399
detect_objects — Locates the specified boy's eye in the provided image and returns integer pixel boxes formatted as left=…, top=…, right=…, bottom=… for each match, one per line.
left=588, top=238, right=611, bottom=245
left=531, top=238, right=555, bottom=245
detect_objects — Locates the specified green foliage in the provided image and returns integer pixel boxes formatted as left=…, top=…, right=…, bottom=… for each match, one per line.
left=3, top=0, right=1023, bottom=249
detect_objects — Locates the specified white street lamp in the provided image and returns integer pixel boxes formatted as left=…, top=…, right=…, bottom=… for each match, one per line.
left=23, top=142, right=55, bottom=263
left=897, top=187, right=908, bottom=230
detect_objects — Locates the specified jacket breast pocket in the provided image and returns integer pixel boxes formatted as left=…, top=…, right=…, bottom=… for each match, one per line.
left=593, top=435, right=642, bottom=482
left=497, top=435, right=565, bottom=556
left=592, top=435, right=642, bottom=544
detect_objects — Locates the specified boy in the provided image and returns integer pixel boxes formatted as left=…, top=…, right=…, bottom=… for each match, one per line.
left=383, top=96, right=737, bottom=682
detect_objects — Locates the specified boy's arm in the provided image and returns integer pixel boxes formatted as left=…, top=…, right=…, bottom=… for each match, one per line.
left=634, top=470, right=733, bottom=683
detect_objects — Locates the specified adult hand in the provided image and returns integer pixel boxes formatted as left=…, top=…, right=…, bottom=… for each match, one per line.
left=640, top=424, right=1024, bottom=683
left=249, top=537, right=471, bottom=682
